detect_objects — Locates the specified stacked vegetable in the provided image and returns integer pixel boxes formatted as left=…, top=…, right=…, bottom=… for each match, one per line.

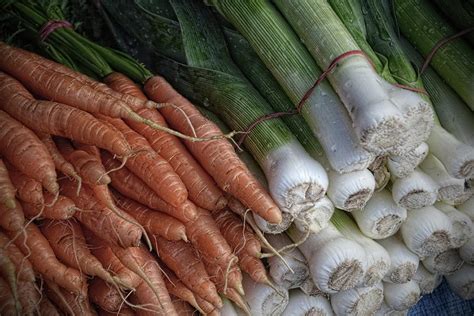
left=0, top=0, right=473, bottom=315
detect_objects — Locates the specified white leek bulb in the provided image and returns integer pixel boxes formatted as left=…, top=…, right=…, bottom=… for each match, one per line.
left=428, top=125, right=474, bottom=179
left=412, top=264, right=442, bottom=295
left=283, top=289, right=333, bottom=316
left=422, top=249, right=464, bottom=275
left=331, top=282, right=384, bottom=316
left=253, top=212, right=292, bottom=234
left=391, top=168, right=438, bottom=209
left=266, top=233, right=309, bottom=289
left=420, top=154, right=471, bottom=205
left=288, top=224, right=366, bottom=293
left=446, top=264, right=474, bottom=300
left=332, top=210, right=391, bottom=286
left=374, top=302, right=408, bottom=316
left=459, top=235, right=474, bottom=265
left=352, top=190, right=407, bottom=239
left=327, top=169, right=375, bottom=211
left=219, top=298, right=239, bottom=316
left=262, top=140, right=328, bottom=215
left=299, top=277, right=324, bottom=297
left=401, top=206, right=453, bottom=258
left=377, top=234, right=419, bottom=284
left=369, top=156, right=391, bottom=192
left=242, top=272, right=289, bottom=316
left=383, top=280, right=421, bottom=311
left=294, top=196, right=334, bottom=233
left=387, top=142, right=429, bottom=179
left=435, top=202, right=473, bottom=248
left=457, top=196, right=474, bottom=222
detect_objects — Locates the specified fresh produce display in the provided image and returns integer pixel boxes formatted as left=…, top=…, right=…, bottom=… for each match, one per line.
left=0, top=0, right=473, bottom=315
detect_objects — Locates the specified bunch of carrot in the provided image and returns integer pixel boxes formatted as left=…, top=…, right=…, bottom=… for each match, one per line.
left=0, top=42, right=281, bottom=315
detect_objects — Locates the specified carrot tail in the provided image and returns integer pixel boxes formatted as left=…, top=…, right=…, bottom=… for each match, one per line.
left=4, top=161, right=44, bottom=205
left=21, top=193, right=76, bottom=220
left=0, top=231, right=35, bottom=283
left=89, top=278, right=123, bottom=312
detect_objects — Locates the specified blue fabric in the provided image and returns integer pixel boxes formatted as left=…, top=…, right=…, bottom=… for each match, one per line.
left=409, top=279, right=474, bottom=316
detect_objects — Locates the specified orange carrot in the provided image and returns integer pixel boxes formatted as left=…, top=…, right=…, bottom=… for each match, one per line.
left=40, top=219, right=119, bottom=285
left=145, top=76, right=281, bottom=224
left=0, top=72, right=133, bottom=159
left=0, top=242, right=19, bottom=311
left=60, top=178, right=142, bottom=247
left=89, top=278, right=123, bottom=312
left=56, top=137, right=111, bottom=185
left=161, top=264, right=201, bottom=312
left=0, top=276, right=17, bottom=316
left=170, top=295, right=196, bottom=316
left=115, top=195, right=187, bottom=241
left=38, top=133, right=81, bottom=183
left=0, top=231, right=35, bottom=282
left=98, top=306, right=135, bottom=316
left=9, top=222, right=85, bottom=294
left=220, top=287, right=250, bottom=315
left=195, top=295, right=217, bottom=315
left=39, top=296, right=61, bottom=316
left=21, top=193, right=76, bottom=220
left=106, top=72, right=226, bottom=211
left=99, top=114, right=187, bottom=207
left=0, top=158, right=24, bottom=231
left=46, top=280, right=96, bottom=316
left=86, top=233, right=141, bottom=290
left=111, top=246, right=177, bottom=316
left=0, top=109, right=58, bottom=194
left=152, top=235, right=222, bottom=308
left=18, top=280, right=41, bottom=316
left=103, top=153, right=197, bottom=223
left=239, top=253, right=269, bottom=285
left=4, top=161, right=43, bottom=205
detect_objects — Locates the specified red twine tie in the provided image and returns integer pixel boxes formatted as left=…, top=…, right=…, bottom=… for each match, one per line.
left=39, top=20, right=73, bottom=41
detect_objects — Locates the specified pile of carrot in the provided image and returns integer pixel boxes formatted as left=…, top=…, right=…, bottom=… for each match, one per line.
left=0, top=42, right=282, bottom=315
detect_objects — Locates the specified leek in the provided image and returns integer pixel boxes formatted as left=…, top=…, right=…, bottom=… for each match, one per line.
left=457, top=196, right=474, bottom=222
left=422, top=249, right=464, bottom=275
left=266, top=234, right=309, bottom=290
left=377, top=234, right=419, bottom=284
left=432, top=0, right=474, bottom=46
left=412, top=264, right=442, bottom=295
left=166, top=0, right=328, bottom=215
left=299, top=278, right=325, bottom=297
left=283, top=290, right=334, bottom=316
left=224, top=28, right=376, bottom=211
left=242, top=273, right=289, bottom=316
left=446, top=264, right=474, bottom=300
left=387, top=143, right=429, bottom=179
left=273, top=0, right=431, bottom=155
left=383, top=280, right=421, bottom=311
left=391, top=168, right=438, bottom=209
left=352, top=190, right=407, bottom=239
left=293, top=197, right=334, bottom=234
left=375, top=302, right=409, bottom=316
left=254, top=212, right=293, bottom=235
left=369, top=156, right=391, bottom=192
left=288, top=224, right=367, bottom=293
left=460, top=236, right=474, bottom=265
left=394, top=0, right=474, bottom=110
left=332, top=210, right=391, bottom=287
left=435, top=202, right=473, bottom=248
left=420, top=155, right=471, bottom=206
left=330, top=283, right=384, bottom=316
left=400, top=205, right=453, bottom=258
left=209, top=0, right=375, bottom=173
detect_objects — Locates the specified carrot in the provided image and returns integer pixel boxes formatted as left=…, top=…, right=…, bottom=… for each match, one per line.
left=9, top=222, right=85, bottom=295
left=185, top=207, right=243, bottom=293
left=219, top=287, right=250, bottom=315
left=111, top=246, right=177, bottom=316
left=106, top=72, right=226, bottom=211
left=195, top=295, right=218, bottom=315
left=18, top=280, right=41, bottom=316
left=21, top=193, right=76, bottom=220
left=152, top=235, right=222, bottom=308
left=56, top=137, right=111, bottom=185
left=145, top=76, right=281, bottom=224
left=203, top=258, right=243, bottom=298
left=170, top=295, right=196, bottom=316
left=0, top=109, right=58, bottom=194
left=103, top=153, right=197, bottom=223
left=99, top=114, right=187, bottom=207
left=239, top=254, right=269, bottom=285
left=40, top=219, right=119, bottom=285
left=39, top=296, right=61, bottom=316
left=38, top=133, right=81, bottom=184
left=4, top=161, right=43, bottom=205
left=60, top=178, right=142, bottom=247
left=89, top=278, right=123, bottom=312
left=115, top=196, right=187, bottom=241
left=0, top=276, right=18, bottom=316
left=86, top=233, right=141, bottom=290
left=46, top=280, right=97, bottom=316
left=0, top=231, right=35, bottom=282
left=0, top=243, right=20, bottom=312
left=161, top=265, right=202, bottom=312
left=0, top=159, right=24, bottom=231
left=98, top=306, right=135, bottom=316
left=0, top=72, right=133, bottom=159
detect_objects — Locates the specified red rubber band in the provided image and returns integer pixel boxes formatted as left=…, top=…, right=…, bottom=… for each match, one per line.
left=39, top=20, right=73, bottom=41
